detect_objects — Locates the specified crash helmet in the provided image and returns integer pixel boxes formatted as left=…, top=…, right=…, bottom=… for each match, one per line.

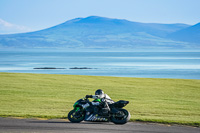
left=95, top=89, right=104, bottom=98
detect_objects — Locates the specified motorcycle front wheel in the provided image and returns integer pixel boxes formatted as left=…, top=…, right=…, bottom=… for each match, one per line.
left=111, top=108, right=130, bottom=124
left=68, top=109, right=85, bottom=123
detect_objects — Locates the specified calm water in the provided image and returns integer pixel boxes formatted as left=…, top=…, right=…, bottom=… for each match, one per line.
left=0, top=50, right=200, bottom=79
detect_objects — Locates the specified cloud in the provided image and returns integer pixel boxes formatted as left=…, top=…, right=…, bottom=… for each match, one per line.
left=0, top=18, right=32, bottom=34
left=0, top=19, right=13, bottom=27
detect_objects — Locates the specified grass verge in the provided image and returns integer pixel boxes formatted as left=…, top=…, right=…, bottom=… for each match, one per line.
left=0, top=72, right=200, bottom=127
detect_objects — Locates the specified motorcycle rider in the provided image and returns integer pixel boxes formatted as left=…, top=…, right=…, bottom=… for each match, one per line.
left=68, top=89, right=130, bottom=123
left=86, top=89, right=114, bottom=106
left=83, top=89, right=114, bottom=115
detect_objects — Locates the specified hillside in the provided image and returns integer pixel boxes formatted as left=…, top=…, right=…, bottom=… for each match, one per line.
left=167, top=22, right=200, bottom=44
left=0, top=16, right=197, bottom=50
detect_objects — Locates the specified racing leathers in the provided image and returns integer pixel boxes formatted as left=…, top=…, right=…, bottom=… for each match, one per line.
left=84, top=94, right=114, bottom=109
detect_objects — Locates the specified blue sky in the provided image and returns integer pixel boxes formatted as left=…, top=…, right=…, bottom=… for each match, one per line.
left=0, top=0, right=200, bottom=31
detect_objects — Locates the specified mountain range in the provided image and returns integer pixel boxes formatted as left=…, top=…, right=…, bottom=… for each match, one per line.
left=0, top=16, right=199, bottom=50
left=167, top=22, right=200, bottom=44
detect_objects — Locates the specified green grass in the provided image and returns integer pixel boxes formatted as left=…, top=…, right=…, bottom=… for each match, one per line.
left=0, top=72, right=200, bottom=126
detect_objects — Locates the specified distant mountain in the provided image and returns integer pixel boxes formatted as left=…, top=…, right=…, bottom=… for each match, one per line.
left=0, top=18, right=32, bottom=34
left=167, top=23, right=200, bottom=44
left=0, top=16, right=198, bottom=50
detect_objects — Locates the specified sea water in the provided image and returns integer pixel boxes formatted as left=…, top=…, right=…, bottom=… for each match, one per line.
left=0, top=50, right=200, bottom=79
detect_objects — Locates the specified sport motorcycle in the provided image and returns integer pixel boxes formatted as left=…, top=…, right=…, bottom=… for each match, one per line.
left=68, top=97, right=130, bottom=124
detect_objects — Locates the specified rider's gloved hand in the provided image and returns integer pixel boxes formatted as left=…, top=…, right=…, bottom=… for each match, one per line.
left=86, top=95, right=92, bottom=98
left=100, top=99, right=106, bottom=107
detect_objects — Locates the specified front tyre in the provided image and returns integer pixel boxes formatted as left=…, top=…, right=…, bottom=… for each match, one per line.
left=68, top=109, right=85, bottom=123
left=111, top=109, right=130, bottom=124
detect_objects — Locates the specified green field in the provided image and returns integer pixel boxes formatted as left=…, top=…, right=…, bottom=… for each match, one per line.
left=0, top=72, right=200, bottom=126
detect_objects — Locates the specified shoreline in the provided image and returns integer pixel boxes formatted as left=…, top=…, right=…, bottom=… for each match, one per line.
left=0, top=72, right=200, bottom=80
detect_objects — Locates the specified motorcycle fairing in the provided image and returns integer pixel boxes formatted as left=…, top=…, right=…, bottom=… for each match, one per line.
left=84, top=113, right=109, bottom=122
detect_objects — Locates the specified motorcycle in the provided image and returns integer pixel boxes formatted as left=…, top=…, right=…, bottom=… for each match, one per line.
left=68, top=96, right=130, bottom=124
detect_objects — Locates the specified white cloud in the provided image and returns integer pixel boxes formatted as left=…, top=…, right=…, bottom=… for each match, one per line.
left=0, top=18, right=33, bottom=34
left=0, top=19, right=13, bottom=27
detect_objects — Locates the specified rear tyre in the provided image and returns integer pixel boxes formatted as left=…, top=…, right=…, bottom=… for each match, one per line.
left=68, top=109, right=85, bottom=123
left=111, top=109, right=130, bottom=124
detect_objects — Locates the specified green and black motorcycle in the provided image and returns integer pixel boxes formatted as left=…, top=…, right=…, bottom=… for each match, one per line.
left=68, top=97, right=130, bottom=124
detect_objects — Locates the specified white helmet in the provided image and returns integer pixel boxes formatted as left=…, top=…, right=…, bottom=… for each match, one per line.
left=95, top=89, right=104, bottom=98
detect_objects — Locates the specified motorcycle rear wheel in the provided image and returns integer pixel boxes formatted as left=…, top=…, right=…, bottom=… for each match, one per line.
left=68, top=109, right=85, bottom=123
left=111, top=108, right=130, bottom=124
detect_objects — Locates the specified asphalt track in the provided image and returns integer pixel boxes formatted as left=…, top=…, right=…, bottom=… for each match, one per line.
left=0, top=117, right=199, bottom=133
